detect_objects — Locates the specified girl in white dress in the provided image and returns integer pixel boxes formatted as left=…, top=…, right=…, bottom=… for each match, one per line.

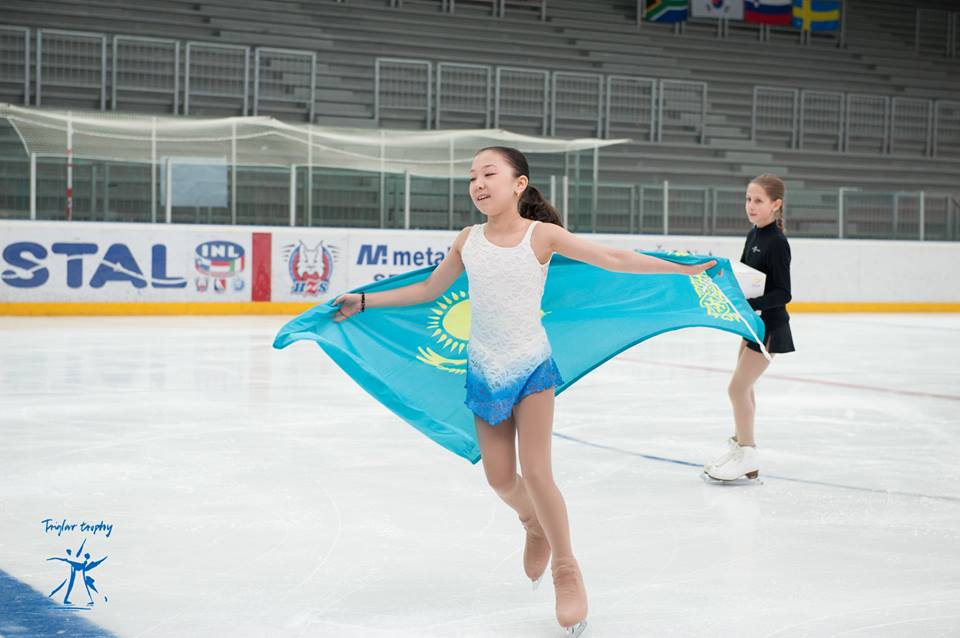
left=334, top=146, right=715, bottom=636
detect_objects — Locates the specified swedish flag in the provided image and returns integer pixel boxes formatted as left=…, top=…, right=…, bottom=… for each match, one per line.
left=274, top=252, right=765, bottom=464
left=792, top=0, right=840, bottom=32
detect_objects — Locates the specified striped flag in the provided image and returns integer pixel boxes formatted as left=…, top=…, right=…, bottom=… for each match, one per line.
left=744, top=0, right=793, bottom=25
left=645, top=0, right=689, bottom=23
left=792, top=0, right=840, bottom=31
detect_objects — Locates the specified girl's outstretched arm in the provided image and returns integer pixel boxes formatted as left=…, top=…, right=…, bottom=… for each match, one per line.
left=332, top=226, right=471, bottom=322
left=541, top=224, right=716, bottom=276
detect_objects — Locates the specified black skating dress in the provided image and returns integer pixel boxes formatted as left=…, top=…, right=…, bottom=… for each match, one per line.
left=740, top=222, right=795, bottom=354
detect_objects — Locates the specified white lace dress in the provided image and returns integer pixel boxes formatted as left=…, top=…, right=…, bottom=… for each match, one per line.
left=460, top=220, right=563, bottom=425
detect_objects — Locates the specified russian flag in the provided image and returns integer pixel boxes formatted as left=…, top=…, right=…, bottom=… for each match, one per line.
left=744, top=0, right=792, bottom=25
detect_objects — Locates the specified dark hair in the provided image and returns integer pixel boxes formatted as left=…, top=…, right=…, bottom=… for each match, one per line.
left=475, top=146, right=564, bottom=227
left=750, top=173, right=786, bottom=233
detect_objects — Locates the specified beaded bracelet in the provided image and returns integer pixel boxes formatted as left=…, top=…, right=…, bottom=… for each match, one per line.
left=360, top=291, right=366, bottom=312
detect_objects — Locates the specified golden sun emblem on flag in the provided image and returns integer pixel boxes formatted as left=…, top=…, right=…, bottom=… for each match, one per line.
left=416, top=290, right=470, bottom=374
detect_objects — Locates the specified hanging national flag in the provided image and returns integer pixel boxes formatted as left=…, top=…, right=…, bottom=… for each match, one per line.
left=274, top=252, right=765, bottom=464
left=792, top=0, right=840, bottom=31
left=691, top=0, right=745, bottom=20
left=744, top=0, right=792, bottom=25
left=645, top=0, right=689, bottom=23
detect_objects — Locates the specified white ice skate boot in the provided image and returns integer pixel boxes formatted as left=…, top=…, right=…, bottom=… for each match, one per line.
left=703, top=436, right=737, bottom=474
left=705, top=443, right=760, bottom=482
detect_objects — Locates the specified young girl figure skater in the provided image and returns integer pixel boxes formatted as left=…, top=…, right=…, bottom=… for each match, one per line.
left=705, top=174, right=794, bottom=482
left=334, top=146, right=715, bottom=636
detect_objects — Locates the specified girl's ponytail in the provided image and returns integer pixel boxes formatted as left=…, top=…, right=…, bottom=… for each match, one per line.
left=519, top=184, right=563, bottom=227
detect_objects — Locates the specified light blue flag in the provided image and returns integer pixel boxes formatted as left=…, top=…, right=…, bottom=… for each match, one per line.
left=273, top=252, right=765, bottom=464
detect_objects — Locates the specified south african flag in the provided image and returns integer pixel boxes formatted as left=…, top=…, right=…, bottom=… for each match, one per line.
left=645, top=0, right=689, bottom=23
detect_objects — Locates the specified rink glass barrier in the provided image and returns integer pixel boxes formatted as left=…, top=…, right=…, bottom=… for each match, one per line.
left=0, top=105, right=958, bottom=242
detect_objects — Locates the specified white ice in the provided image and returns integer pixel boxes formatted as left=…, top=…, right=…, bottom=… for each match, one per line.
left=1, top=314, right=958, bottom=637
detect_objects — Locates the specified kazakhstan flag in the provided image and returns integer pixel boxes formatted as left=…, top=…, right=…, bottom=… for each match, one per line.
left=273, top=252, right=765, bottom=464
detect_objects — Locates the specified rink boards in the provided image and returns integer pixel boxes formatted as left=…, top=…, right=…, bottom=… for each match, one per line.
left=1, top=220, right=958, bottom=314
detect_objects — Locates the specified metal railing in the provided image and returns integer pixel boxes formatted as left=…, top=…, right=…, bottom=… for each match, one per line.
left=253, top=47, right=316, bottom=122
left=374, top=58, right=432, bottom=128
left=551, top=71, right=603, bottom=137
left=435, top=62, right=491, bottom=129
left=390, top=0, right=547, bottom=20
left=5, top=152, right=956, bottom=242
left=915, top=9, right=959, bottom=57
left=844, top=93, right=889, bottom=155
left=184, top=42, right=250, bottom=116
left=36, top=29, right=108, bottom=110
left=494, top=66, right=550, bottom=135
left=604, top=75, right=656, bottom=141
left=385, top=57, right=698, bottom=143
left=657, top=80, right=707, bottom=144
left=752, top=86, right=799, bottom=149
left=933, top=101, right=960, bottom=159
left=0, top=26, right=30, bottom=106
left=890, top=97, right=933, bottom=157
left=4, top=27, right=701, bottom=142
left=753, top=86, right=957, bottom=158
left=112, top=35, right=179, bottom=113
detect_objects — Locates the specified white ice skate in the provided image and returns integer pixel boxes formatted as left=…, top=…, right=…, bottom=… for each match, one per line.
left=563, top=620, right=587, bottom=637
left=703, top=436, right=737, bottom=474
left=704, top=443, right=761, bottom=483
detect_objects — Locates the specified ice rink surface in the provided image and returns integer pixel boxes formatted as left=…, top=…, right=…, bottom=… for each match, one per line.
left=1, top=314, right=958, bottom=638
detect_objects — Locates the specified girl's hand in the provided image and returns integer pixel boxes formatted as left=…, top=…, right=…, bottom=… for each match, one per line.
left=332, top=293, right=362, bottom=322
left=685, top=259, right=718, bottom=276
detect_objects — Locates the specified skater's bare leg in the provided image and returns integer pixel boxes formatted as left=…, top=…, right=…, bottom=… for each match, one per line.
left=513, top=388, right=573, bottom=561
left=728, top=346, right=773, bottom=447
left=475, top=411, right=552, bottom=585
left=515, top=387, right=587, bottom=630
left=473, top=415, right=537, bottom=521
left=731, top=341, right=752, bottom=442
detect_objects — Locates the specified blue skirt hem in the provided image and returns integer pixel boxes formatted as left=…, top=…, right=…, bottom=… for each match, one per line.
left=464, top=357, right=564, bottom=425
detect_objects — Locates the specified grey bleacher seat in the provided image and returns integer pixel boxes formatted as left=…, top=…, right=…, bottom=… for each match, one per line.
left=1, top=0, right=958, bottom=232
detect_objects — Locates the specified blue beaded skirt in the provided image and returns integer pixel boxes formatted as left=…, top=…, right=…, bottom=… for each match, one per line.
left=464, top=357, right=564, bottom=426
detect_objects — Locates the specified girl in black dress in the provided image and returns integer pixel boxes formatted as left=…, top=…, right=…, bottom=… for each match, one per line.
left=705, top=174, right=794, bottom=482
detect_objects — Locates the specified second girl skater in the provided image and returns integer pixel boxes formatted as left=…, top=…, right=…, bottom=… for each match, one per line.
left=705, top=174, right=795, bottom=483
left=333, top=146, right=716, bottom=636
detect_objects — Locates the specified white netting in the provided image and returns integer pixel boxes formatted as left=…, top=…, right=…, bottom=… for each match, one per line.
left=0, top=104, right=626, bottom=177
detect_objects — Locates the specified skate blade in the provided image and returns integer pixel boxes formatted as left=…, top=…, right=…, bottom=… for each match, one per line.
left=531, top=575, right=542, bottom=590
left=562, top=619, right=587, bottom=637
left=701, top=471, right=763, bottom=486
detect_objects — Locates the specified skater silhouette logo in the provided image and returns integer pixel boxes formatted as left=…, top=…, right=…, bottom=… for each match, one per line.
left=47, top=538, right=108, bottom=609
